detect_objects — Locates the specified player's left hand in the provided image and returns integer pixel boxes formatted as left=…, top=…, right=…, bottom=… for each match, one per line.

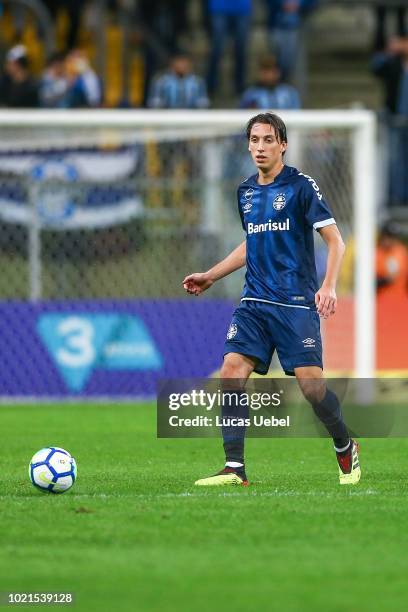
left=315, top=285, right=337, bottom=319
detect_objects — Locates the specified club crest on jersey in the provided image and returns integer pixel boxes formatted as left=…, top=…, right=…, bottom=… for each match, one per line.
left=227, top=323, right=238, bottom=340
left=273, top=193, right=286, bottom=211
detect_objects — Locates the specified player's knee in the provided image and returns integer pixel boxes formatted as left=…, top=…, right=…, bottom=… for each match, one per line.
left=220, top=361, right=244, bottom=380
left=298, top=379, right=326, bottom=405
left=220, top=354, right=251, bottom=382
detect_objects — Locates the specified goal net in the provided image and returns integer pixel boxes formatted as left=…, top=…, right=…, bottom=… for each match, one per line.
left=0, top=110, right=376, bottom=399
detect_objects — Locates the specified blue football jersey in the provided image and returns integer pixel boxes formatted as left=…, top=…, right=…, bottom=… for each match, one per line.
left=237, top=165, right=335, bottom=308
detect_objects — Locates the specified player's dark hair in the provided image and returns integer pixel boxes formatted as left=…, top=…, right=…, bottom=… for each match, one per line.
left=246, top=112, right=287, bottom=144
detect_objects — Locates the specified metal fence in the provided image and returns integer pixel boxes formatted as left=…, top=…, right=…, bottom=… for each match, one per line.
left=0, top=111, right=358, bottom=303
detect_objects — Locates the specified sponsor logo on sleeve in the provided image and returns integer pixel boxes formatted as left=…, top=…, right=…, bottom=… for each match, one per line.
left=243, top=188, right=254, bottom=213
left=298, top=172, right=323, bottom=201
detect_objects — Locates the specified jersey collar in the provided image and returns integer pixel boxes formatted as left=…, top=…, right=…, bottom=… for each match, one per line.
left=250, top=165, right=293, bottom=187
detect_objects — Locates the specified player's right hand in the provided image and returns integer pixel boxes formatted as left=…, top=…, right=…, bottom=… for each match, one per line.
left=182, top=273, right=214, bottom=296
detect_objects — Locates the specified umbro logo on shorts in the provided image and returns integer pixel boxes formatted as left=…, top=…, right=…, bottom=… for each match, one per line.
left=302, top=337, right=315, bottom=347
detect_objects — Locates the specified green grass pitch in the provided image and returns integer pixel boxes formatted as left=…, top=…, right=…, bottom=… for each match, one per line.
left=1, top=403, right=408, bottom=612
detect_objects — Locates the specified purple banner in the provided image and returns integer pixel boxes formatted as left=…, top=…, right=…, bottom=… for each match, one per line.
left=0, top=300, right=235, bottom=398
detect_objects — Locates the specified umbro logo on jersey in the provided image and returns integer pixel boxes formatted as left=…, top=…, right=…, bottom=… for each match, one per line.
left=243, top=188, right=254, bottom=213
left=302, top=338, right=316, bottom=347
left=273, top=193, right=286, bottom=210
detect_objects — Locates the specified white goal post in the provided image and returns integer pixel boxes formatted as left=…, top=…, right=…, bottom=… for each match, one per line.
left=0, top=109, right=376, bottom=379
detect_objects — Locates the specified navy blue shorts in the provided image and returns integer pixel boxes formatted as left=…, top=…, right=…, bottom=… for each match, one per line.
left=224, top=299, right=323, bottom=376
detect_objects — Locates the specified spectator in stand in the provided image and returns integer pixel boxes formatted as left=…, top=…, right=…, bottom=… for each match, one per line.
left=147, top=53, right=207, bottom=221
left=264, top=0, right=318, bottom=82
left=338, top=222, right=408, bottom=298
left=374, top=3, right=407, bottom=52
left=42, top=0, right=86, bottom=52
left=138, top=0, right=190, bottom=107
left=239, top=54, right=301, bottom=109
left=373, top=36, right=408, bottom=116
left=376, top=221, right=408, bottom=298
left=207, top=0, right=252, bottom=97
left=373, top=35, right=408, bottom=206
left=39, top=52, right=69, bottom=108
left=148, top=53, right=209, bottom=109
left=0, top=45, right=39, bottom=107
left=63, top=50, right=102, bottom=108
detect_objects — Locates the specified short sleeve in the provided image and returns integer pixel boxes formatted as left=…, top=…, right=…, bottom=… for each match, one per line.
left=302, top=177, right=336, bottom=231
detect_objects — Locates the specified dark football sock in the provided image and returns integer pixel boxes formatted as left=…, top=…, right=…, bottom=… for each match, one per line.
left=312, top=388, right=349, bottom=449
left=336, top=441, right=352, bottom=456
left=221, top=389, right=248, bottom=465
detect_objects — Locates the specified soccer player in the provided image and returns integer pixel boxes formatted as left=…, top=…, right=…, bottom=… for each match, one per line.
left=183, top=112, right=361, bottom=486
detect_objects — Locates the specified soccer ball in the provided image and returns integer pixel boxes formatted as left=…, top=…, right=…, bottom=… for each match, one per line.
left=29, top=447, right=77, bottom=494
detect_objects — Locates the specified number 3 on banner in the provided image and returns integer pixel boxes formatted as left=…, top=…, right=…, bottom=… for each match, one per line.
left=56, top=317, right=96, bottom=368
